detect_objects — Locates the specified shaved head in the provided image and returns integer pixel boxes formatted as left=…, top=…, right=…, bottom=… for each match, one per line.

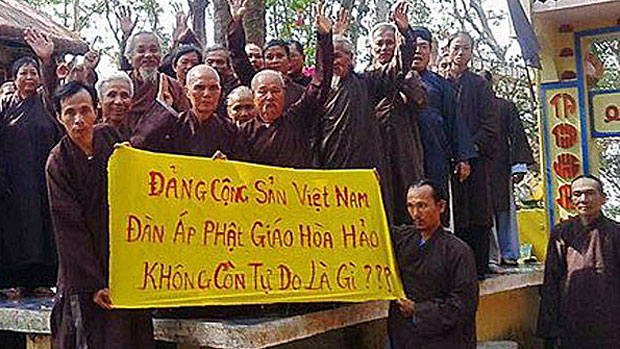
left=186, top=64, right=220, bottom=86
left=251, top=70, right=285, bottom=90
left=185, top=64, right=221, bottom=121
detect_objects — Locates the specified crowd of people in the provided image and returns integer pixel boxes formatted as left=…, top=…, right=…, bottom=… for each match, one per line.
left=2, top=0, right=617, bottom=348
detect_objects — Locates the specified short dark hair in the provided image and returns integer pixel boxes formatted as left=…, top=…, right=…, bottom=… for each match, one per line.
left=411, top=26, right=433, bottom=44
left=408, top=179, right=446, bottom=202
left=204, top=44, right=229, bottom=55
left=11, top=57, right=40, bottom=79
left=53, top=81, right=98, bottom=115
left=264, top=39, right=290, bottom=57
left=173, top=45, right=203, bottom=66
left=571, top=174, right=605, bottom=196
left=448, top=31, right=473, bottom=47
left=204, top=45, right=231, bottom=66
left=287, top=39, right=304, bottom=56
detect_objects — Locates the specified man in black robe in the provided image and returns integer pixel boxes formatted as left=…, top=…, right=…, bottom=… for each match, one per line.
left=448, top=32, right=499, bottom=278
left=389, top=180, right=478, bottom=349
left=226, top=0, right=304, bottom=109
left=0, top=29, right=62, bottom=293
left=288, top=40, right=312, bottom=86
left=538, top=175, right=620, bottom=348
left=240, top=2, right=333, bottom=168
left=47, top=82, right=154, bottom=349
left=411, top=27, right=476, bottom=202
left=484, top=72, right=534, bottom=266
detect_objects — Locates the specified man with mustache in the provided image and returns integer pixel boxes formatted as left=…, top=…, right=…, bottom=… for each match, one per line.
left=389, top=180, right=478, bottom=349
left=538, top=175, right=620, bottom=348
left=124, top=32, right=190, bottom=151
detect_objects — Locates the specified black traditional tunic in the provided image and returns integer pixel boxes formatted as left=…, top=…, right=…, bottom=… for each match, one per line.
left=389, top=226, right=479, bottom=349
left=0, top=63, right=62, bottom=288
left=537, top=215, right=620, bottom=348
left=240, top=31, right=333, bottom=168
left=418, top=69, right=476, bottom=197
left=450, top=69, right=499, bottom=230
left=227, top=18, right=305, bottom=109
left=490, top=97, right=533, bottom=213
left=47, top=125, right=154, bottom=349
left=450, top=69, right=499, bottom=275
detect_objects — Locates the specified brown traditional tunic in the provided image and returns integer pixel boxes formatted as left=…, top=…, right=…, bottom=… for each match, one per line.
left=372, top=68, right=427, bottom=225
left=174, top=110, right=245, bottom=159
left=317, top=27, right=416, bottom=223
left=240, top=31, right=333, bottom=168
left=128, top=71, right=189, bottom=121
left=389, top=226, right=479, bottom=349
left=47, top=125, right=154, bottom=349
left=537, top=215, right=620, bottom=348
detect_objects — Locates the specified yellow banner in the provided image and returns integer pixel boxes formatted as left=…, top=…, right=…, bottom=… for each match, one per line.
left=108, top=145, right=405, bottom=308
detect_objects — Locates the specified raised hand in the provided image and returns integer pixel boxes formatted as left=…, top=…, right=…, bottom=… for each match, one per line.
left=172, top=5, right=189, bottom=43
left=391, top=1, right=410, bottom=33
left=227, top=0, right=247, bottom=22
left=84, top=50, right=100, bottom=70
left=314, top=2, right=333, bottom=35
left=24, top=28, right=54, bottom=61
left=116, top=5, right=138, bottom=40
left=333, top=7, right=349, bottom=36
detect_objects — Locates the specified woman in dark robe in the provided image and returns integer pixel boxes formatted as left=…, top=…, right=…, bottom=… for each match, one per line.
left=96, top=72, right=135, bottom=140
left=0, top=30, right=63, bottom=296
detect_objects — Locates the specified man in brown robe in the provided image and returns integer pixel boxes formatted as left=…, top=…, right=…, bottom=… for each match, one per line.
left=537, top=175, right=620, bottom=349
left=174, top=65, right=244, bottom=159
left=389, top=180, right=478, bottom=349
left=367, top=21, right=427, bottom=225
left=448, top=32, right=499, bottom=279
left=316, top=3, right=414, bottom=223
left=124, top=31, right=190, bottom=151
left=47, top=82, right=154, bottom=349
left=240, top=3, right=333, bottom=168
left=226, top=0, right=304, bottom=109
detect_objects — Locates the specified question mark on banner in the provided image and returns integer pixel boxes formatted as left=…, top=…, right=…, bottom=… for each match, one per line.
left=364, top=265, right=372, bottom=288
left=384, top=267, right=392, bottom=292
left=375, top=265, right=383, bottom=289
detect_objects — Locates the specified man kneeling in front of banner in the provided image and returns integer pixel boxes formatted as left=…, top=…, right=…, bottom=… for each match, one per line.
left=46, top=82, right=155, bottom=349
left=389, top=180, right=479, bottom=349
